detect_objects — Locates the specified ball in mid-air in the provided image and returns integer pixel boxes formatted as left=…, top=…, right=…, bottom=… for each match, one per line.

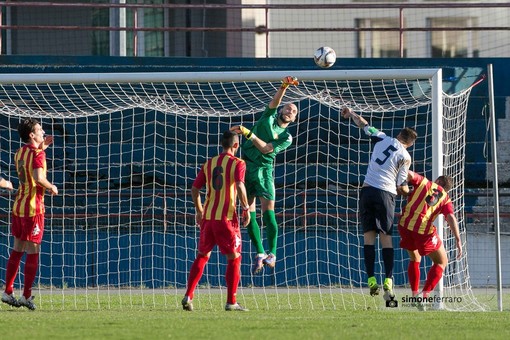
left=314, top=46, right=336, bottom=68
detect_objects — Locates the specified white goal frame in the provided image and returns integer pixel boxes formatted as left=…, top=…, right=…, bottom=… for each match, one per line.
left=0, top=68, right=463, bottom=310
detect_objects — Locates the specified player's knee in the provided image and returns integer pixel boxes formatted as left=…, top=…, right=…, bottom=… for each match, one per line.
left=226, top=253, right=241, bottom=261
left=429, top=249, right=447, bottom=267
left=197, top=252, right=211, bottom=260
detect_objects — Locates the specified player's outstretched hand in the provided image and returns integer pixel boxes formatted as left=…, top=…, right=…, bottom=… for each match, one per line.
left=341, top=107, right=353, bottom=119
left=41, top=135, right=54, bottom=150
left=230, top=125, right=253, bottom=139
left=281, top=76, right=299, bottom=88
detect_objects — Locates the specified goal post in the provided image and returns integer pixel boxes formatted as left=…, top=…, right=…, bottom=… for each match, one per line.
left=0, top=68, right=445, bottom=84
left=0, top=68, right=485, bottom=311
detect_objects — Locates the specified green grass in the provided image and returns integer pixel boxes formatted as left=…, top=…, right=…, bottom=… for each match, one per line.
left=2, top=292, right=509, bottom=339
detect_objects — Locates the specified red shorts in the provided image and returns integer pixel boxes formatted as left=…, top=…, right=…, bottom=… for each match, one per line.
left=12, top=214, right=45, bottom=244
left=398, top=225, right=442, bottom=256
left=198, top=218, right=242, bottom=255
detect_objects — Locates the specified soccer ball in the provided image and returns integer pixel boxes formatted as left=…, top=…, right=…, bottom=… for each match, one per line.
left=314, top=46, right=336, bottom=68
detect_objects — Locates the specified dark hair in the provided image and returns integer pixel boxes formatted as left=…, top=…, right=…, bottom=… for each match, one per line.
left=398, top=127, right=418, bottom=144
left=18, top=118, right=40, bottom=143
left=436, top=175, right=453, bottom=192
left=221, top=130, right=238, bottom=149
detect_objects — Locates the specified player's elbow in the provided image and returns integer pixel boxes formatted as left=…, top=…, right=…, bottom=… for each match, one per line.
left=446, top=213, right=458, bottom=226
left=191, top=186, right=200, bottom=198
left=261, top=145, right=274, bottom=154
left=397, top=185, right=410, bottom=197
left=33, top=176, right=47, bottom=187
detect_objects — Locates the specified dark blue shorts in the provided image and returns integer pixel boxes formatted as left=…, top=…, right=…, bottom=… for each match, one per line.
left=360, top=186, right=396, bottom=235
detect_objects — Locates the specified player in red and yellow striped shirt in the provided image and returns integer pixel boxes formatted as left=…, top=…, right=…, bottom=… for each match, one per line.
left=182, top=130, right=251, bottom=312
left=2, top=118, right=58, bottom=310
left=397, top=171, right=462, bottom=299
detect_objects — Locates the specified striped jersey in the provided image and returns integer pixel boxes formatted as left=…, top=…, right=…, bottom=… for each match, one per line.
left=13, top=144, right=47, bottom=217
left=193, top=152, right=246, bottom=221
left=398, top=172, right=454, bottom=235
left=241, top=106, right=292, bottom=168
left=363, top=126, right=411, bottom=195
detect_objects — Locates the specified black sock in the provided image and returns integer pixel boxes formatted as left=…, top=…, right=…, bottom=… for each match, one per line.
left=364, top=244, right=376, bottom=277
left=382, top=247, right=394, bottom=278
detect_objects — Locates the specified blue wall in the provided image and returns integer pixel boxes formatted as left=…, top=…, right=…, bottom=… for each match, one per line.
left=1, top=229, right=432, bottom=288
left=0, top=55, right=503, bottom=186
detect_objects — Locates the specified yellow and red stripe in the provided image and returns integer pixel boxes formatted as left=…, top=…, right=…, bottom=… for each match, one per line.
left=399, top=174, right=451, bottom=235
left=13, top=145, right=47, bottom=217
left=202, top=153, right=243, bottom=221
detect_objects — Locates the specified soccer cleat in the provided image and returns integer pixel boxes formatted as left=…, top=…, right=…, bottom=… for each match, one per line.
left=263, top=254, right=276, bottom=269
left=1, top=292, right=21, bottom=308
left=416, top=302, right=426, bottom=311
left=383, top=277, right=395, bottom=301
left=415, top=291, right=430, bottom=311
left=251, top=254, right=266, bottom=275
left=18, top=295, right=36, bottom=310
left=415, top=296, right=426, bottom=312
left=367, top=276, right=380, bottom=296
left=225, top=303, right=249, bottom=312
left=181, top=296, right=193, bottom=311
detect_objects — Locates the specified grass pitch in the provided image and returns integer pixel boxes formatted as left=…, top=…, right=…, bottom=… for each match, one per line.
left=1, top=291, right=509, bottom=339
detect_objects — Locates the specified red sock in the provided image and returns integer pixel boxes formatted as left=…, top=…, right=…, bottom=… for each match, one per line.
left=408, top=261, right=421, bottom=295
left=4, top=250, right=24, bottom=295
left=422, top=264, right=444, bottom=295
left=23, top=253, right=39, bottom=298
left=185, top=254, right=209, bottom=300
left=225, top=256, right=241, bottom=305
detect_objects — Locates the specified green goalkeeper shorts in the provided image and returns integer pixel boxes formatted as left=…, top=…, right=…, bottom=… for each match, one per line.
left=244, top=162, right=275, bottom=201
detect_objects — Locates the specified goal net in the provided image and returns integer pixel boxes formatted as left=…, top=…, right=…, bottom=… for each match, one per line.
left=0, top=69, right=485, bottom=311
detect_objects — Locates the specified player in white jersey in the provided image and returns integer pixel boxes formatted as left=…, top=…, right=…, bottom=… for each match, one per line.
left=363, top=128, right=411, bottom=195
left=341, top=107, right=417, bottom=301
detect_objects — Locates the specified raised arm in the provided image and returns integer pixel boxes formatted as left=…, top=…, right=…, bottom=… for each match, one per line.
left=341, top=107, right=369, bottom=129
left=268, top=76, right=298, bottom=109
left=40, top=135, right=54, bottom=150
left=229, top=125, right=274, bottom=154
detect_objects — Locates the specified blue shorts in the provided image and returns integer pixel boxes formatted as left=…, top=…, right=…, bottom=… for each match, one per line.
left=360, top=186, right=396, bottom=235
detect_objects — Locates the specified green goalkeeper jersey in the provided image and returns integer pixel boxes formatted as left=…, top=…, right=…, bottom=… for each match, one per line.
left=242, top=106, right=293, bottom=168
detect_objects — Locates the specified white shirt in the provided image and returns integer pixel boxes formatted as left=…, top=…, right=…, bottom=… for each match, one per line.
left=362, top=125, right=411, bottom=195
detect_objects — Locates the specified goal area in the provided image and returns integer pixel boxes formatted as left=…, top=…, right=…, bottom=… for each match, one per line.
left=0, top=69, right=485, bottom=311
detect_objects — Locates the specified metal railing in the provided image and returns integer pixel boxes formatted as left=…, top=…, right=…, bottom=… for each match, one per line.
left=1, top=1, right=509, bottom=57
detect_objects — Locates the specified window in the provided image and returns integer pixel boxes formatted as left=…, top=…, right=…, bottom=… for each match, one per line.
left=126, top=5, right=165, bottom=57
left=356, top=18, right=405, bottom=58
left=428, top=17, right=479, bottom=58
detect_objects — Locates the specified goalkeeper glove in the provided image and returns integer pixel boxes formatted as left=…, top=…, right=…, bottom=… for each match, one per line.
left=281, top=76, right=299, bottom=89
left=238, top=126, right=253, bottom=139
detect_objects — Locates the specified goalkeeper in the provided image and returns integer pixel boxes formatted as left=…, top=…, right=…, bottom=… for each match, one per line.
left=230, top=76, right=299, bottom=274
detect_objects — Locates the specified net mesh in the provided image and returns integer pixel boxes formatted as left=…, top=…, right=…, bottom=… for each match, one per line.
left=0, top=71, right=486, bottom=311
